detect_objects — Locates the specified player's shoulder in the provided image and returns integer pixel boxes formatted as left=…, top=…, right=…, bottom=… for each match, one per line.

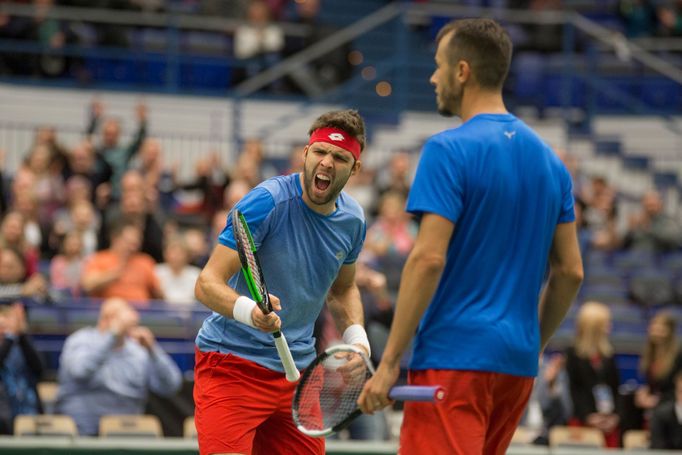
left=256, top=174, right=299, bottom=205
left=336, top=191, right=366, bottom=223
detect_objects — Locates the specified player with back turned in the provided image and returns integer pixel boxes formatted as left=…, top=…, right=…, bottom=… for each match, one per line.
left=358, top=18, right=584, bottom=455
left=194, top=110, right=371, bottom=455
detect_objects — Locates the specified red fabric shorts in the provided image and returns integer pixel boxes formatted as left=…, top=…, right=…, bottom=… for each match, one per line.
left=193, top=349, right=324, bottom=455
left=399, top=369, right=533, bottom=455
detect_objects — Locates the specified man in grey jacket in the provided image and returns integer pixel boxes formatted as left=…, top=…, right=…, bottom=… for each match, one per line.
left=56, top=297, right=182, bottom=436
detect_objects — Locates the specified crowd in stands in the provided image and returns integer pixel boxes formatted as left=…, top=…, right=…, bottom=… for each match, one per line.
left=0, top=98, right=678, bottom=448
left=1, top=0, right=681, bottom=92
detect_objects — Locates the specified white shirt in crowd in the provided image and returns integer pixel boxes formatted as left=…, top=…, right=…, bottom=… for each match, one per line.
left=154, top=264, right=201, bottom=305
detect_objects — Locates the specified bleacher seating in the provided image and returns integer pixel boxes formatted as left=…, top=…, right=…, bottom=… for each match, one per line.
left=99, top=415, right=163, bottom=439
left=14, top=415, right=78, bottom=438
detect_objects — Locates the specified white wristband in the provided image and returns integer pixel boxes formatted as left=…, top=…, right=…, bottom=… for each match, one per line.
left=233, top=296, right=257, bottom=328
left=342, top=324, right=370, bottom=357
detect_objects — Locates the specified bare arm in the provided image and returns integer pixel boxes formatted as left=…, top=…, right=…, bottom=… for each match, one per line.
left=539, top=221, right=584, bottom=351
left=194, top=244, right=245, bottom=318
left=358, top=213, right=453, bottom=413
left=326, top=263, right=364, bottom=335
left=380, top=213, right=453, bottom=368
left=194, top=244, right=281, bottom=332
left=81, top=265, right=122, bottom=294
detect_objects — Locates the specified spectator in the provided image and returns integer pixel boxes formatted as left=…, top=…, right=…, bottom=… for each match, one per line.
left=521, top=353, right=572, bottom=445
left=374, top=151, right=412, bottom=202
left=99, top=170, right=165, bottom=262
left=23, top=143, right=64, bottom=247
left=658, top=0, right=682, bottom=36
left=0, top=211, right=39, bottom=278
left=566, top=301, right=622, bottom=448
left=650, top=372, right=682, bottom=450
left=81, top=220, right=163, bottom=304
left=233, top=0, right=285, bottom=86
left=86, top=99, right=148, bottom=204
left=154, top=237, right=200, bottom=306
left=0, top=246, right=47, bottom=301
left=55, top=297, right=182, bottom=436
left=364, top=191, right=417, bottom=294
left=183, top=227, right=209, bottom=268
left=617, top=0, right=659, bottom=38
left=62, top=140, right=113, bottom=207
left=285, top=0, right=352, bottom=92
left=49, top=231, right=86, bottom=297
left=0, top=302, right=43, bottom=435
left=624, top=190, right=682, bottom=253
left=223, top=179, right=251, bottom=211
left=635, top=312, right=682, bottom=418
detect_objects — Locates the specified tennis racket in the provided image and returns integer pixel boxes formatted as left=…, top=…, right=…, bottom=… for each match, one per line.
left=232, top=209, right=300, bottom=382
left=292, top=344, right=445, bottom=438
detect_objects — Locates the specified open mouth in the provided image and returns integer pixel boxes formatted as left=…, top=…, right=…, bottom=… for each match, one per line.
left=314, top=173, right=331, bottom=192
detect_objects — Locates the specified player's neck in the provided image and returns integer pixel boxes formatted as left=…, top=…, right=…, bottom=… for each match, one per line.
left=459, top=89, right=507, bottom=123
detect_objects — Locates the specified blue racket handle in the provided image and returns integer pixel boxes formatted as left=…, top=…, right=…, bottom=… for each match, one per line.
left=388, top=386, right=445, bottom=402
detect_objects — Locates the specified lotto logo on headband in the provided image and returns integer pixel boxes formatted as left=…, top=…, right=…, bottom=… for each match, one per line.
left=309, top=127, right=361, bottom=160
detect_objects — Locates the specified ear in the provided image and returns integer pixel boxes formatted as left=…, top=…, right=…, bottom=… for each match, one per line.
left=455, top=60, right=471, bottom=84
left=303, top=145, right=309, bottom=159
left=351, top=159, right=362, bottom=176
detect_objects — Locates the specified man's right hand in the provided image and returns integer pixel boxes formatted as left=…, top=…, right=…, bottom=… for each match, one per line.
left=251, top=294, right=282, bottom=333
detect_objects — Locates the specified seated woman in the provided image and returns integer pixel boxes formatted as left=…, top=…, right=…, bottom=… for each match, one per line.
left=635, top=312, right=682, bottom=423
left=566, top=301, right=622, bottom=448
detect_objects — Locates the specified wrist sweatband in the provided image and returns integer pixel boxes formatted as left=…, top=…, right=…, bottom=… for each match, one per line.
left=233, top=296, right=257, bottom=328
left=342, top=324, right=370, bottom=357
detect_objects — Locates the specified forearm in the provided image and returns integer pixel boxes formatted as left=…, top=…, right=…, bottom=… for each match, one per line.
left=539, top=271, right=582, bottom=350
left=65, top=334, right=116, bottom=379
left=194, top=272, right=240, bottom=318
left=18, top=334, right=44, bottom=377
left=381, top=253, right=443, bottom=368
left=326, top=284, right=364, bottom=333
left=148, top=345, right=182, bottom=396
left=81, top=271, right=119, bottom=293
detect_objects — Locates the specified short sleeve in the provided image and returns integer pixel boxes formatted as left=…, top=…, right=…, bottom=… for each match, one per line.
left=344, top=220, right=366, bottom=264
left=218, top=187, right=276, bottom=249
left=406, top=136, right=464, bottom=224
left=557, top=164, right=576, bottom=224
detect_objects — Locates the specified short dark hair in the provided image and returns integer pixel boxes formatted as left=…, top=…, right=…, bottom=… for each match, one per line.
left=308, top=109, right=366, bottom=152
left=436, top=18, right=512, bottom=90
left=109, top=219, right=141, bottom=240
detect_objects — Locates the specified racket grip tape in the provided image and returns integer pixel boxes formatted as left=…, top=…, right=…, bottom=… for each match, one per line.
left=273, top=331, right=300, bottom=382
left=388, top=385, right=445, bottom=402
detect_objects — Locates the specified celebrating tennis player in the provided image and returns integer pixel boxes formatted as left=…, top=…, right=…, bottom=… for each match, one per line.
left=194, top=110, right=371, bottom=455
left=358, top=18, right=584, bottom=455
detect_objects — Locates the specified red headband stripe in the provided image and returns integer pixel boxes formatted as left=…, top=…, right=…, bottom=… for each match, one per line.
left=308, top=127, right=361, bottom=160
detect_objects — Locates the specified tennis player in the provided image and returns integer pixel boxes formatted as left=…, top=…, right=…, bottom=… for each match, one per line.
left=194, top=110, right=371, bottom=455
left=358, top=18, right=584, bottom=455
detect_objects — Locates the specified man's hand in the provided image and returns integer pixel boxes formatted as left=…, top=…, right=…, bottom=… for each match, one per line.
left=251, top=294, right=282, bottom=333
left=357, top=360, right=400, bottom=415
left=129, top=326, right=156, bottom=350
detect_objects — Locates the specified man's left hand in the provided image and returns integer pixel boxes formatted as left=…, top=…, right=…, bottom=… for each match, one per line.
left=357, top=360, right=400, bottom=414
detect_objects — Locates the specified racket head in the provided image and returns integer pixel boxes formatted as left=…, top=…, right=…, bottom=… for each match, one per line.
left=292, top=344, right=373, bottom=438
left=231, top=209, right=271, bottom=314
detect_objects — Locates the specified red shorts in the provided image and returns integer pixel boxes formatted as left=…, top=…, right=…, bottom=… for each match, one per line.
left=399, top=369, right=533, bottom=455
left=193, top=349, right=324, bottom=455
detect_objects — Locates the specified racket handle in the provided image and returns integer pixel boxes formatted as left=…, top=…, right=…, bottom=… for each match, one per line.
left=389, top=386, right=445, bottom=402
left=273, top=331, right=300, bottom=382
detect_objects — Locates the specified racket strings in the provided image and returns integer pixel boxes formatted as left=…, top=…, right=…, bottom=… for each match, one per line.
left=235, top=221, right=264, bottom=288
left=296, top=354, right=371, bottom=431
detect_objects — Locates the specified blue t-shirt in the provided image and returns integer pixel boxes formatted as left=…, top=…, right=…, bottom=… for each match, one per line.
left=407, top=113, right=575, bottom=377
left=195, top=174, right=366, bottom=372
